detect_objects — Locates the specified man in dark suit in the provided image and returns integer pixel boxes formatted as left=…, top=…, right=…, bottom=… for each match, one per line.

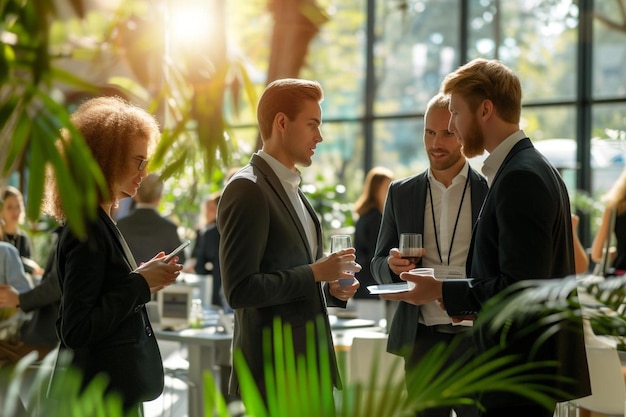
left=218, top=79, right=360, bottom=402
left=117, top=173, right=186, bottom=265
left=382, top=58, right=591, bottom=416
left=371, top=93, right=488, bottom=417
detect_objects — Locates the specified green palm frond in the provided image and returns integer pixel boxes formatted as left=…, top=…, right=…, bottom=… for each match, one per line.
left=5, top=274, right=626, bottom=416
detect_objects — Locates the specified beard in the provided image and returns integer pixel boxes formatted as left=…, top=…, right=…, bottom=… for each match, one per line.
left=459, top=117, right=485, bottom=158
left=428, top=148, right=464, bottom=172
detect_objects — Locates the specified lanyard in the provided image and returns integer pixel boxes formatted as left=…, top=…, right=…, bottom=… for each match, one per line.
left=426, top=174, right=470, bottom=266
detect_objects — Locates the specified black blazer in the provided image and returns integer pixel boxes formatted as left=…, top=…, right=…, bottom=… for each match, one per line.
left=371, top=166, right=488, bottom=355
left=218, top=154, right=345, bottom=395
left=442, top=138, right=591, bottom=405
left=56, top=207, right=164, bottom=407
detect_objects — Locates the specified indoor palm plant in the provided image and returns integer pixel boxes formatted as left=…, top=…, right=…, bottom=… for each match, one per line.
left=4, top=273, right=611, bottom=417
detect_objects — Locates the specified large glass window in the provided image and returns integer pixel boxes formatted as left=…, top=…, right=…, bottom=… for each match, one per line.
left=591, top=103, right=626, bottom=198
left=222, top=0, right=626, bottom=243
left=467, top=1, right=578, bottom=102
left=374, top=0, right=459, bottom=116
left=373, top=118, right=426, bottom=179
left=593, top=1, right=626, bottom=99
left=305, top=0, right=367, bottom=120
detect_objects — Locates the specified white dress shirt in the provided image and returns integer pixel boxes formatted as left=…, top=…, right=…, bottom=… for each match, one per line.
left=481, top=130, right=527, bottom=187
left=420, top=162, right=474, bottom=326
left=258, top=151, right=318, bottom=259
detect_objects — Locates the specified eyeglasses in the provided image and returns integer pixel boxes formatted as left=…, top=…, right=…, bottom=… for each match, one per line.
left=131, top=157, right=149, bottom=171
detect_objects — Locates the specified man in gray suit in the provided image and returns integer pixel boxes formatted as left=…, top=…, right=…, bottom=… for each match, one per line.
left=371, top=93, right=488, bottom=417
left=218, top=79, right=360, bottom=402
left=117, top=173, right=186, bottom=265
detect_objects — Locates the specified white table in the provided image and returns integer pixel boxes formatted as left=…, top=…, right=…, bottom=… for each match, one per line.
left=154, top=315, right=378, bottom=417
left=154, top=325, right=232, bottom=417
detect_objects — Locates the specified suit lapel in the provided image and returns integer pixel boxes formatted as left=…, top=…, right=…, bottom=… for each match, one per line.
left=299, top=189, right=323, bottom=259
left=466, top=138, right=532, bottom=274
left=412, top=172, right=429, bottom=233
left=251, top=155, right=315, bottom=260
left=466, top=169, right=488, bottom=275
left=488, top=138, right=532, bottom=191
left=99, top=208, right=138, bottom=271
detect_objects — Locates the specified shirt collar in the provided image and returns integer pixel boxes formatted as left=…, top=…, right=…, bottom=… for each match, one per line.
left=482, top=130, right=527, bottom=186
left=258, top=150, right=301, bottom=190
left=427, top=160, right=470, bottom=187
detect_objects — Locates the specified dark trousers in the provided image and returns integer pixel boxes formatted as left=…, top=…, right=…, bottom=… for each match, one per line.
left=406, top=323, right=479, bottom=417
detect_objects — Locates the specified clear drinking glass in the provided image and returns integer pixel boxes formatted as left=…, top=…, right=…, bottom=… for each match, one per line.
left=399, top=233, right=423, bottom=264
left=330, top=235, right=351, bottom=253
left=330, top=234, right=354, bottom=286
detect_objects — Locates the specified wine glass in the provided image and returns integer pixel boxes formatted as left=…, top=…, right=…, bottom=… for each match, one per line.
left=399, top=233, right=422, bottom=264
left=330, top=234, right=354, bottom=286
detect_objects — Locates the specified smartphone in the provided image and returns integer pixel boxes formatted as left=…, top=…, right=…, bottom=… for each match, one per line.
left=163, top=240, right=190, bottom=263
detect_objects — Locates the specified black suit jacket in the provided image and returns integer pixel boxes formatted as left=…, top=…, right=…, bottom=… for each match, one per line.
left=218, top=153, right=345, bottom=395
left=371, top=166, right=488, bottom=355
left=56, top=207, right=164, bottom=407
left=117, top=207, right=186, bottom=264
left=442, top=138, right=591, bottom=405
left=19, top=227, right=62, bottom=348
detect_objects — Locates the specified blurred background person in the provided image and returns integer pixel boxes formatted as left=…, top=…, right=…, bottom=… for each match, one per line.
left=571, top=213, right=589, bottom=274
left=0, top=221, right=33, bottom=367
left=352, top=166, right=393, bottom=323
left=117, top=173, right=186, bottom=265
left=186, top=191, right=227, bottom=308
left=1, top=186, right=44, bottom=276
left=0, top=226, right=62, bottom=361
left=591, top=167, right=626, bottom=276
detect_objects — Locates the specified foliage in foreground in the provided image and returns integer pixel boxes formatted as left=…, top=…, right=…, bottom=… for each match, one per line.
left=3, top=274, right=623, bottom=416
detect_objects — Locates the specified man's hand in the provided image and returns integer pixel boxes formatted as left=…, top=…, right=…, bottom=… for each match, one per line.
left=328, top=279, right=360, bottom=301
left=379, top=270, right=442, bottom=305
left=387, top=248, right=425, bottom=275
left=310, top=248, right=361, bottom=282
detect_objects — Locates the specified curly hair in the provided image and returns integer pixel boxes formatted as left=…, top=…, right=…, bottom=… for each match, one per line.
left=44, top=96, right=160, bottom=220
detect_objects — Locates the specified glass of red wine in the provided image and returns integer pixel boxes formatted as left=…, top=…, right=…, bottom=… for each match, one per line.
left=399, top=233, right=422, bottom=264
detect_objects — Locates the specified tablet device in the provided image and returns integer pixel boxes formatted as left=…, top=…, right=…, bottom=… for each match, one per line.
left=367, top=282, right=411, bottom=294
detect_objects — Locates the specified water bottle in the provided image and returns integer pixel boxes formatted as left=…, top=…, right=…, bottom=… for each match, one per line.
left=189, top=298, right=204, bottom=329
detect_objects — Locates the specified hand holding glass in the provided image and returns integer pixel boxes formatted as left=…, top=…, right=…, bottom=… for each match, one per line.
left=330, top=235, right=355, bottom=286
left=400, top=233, right=422, bottom=264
